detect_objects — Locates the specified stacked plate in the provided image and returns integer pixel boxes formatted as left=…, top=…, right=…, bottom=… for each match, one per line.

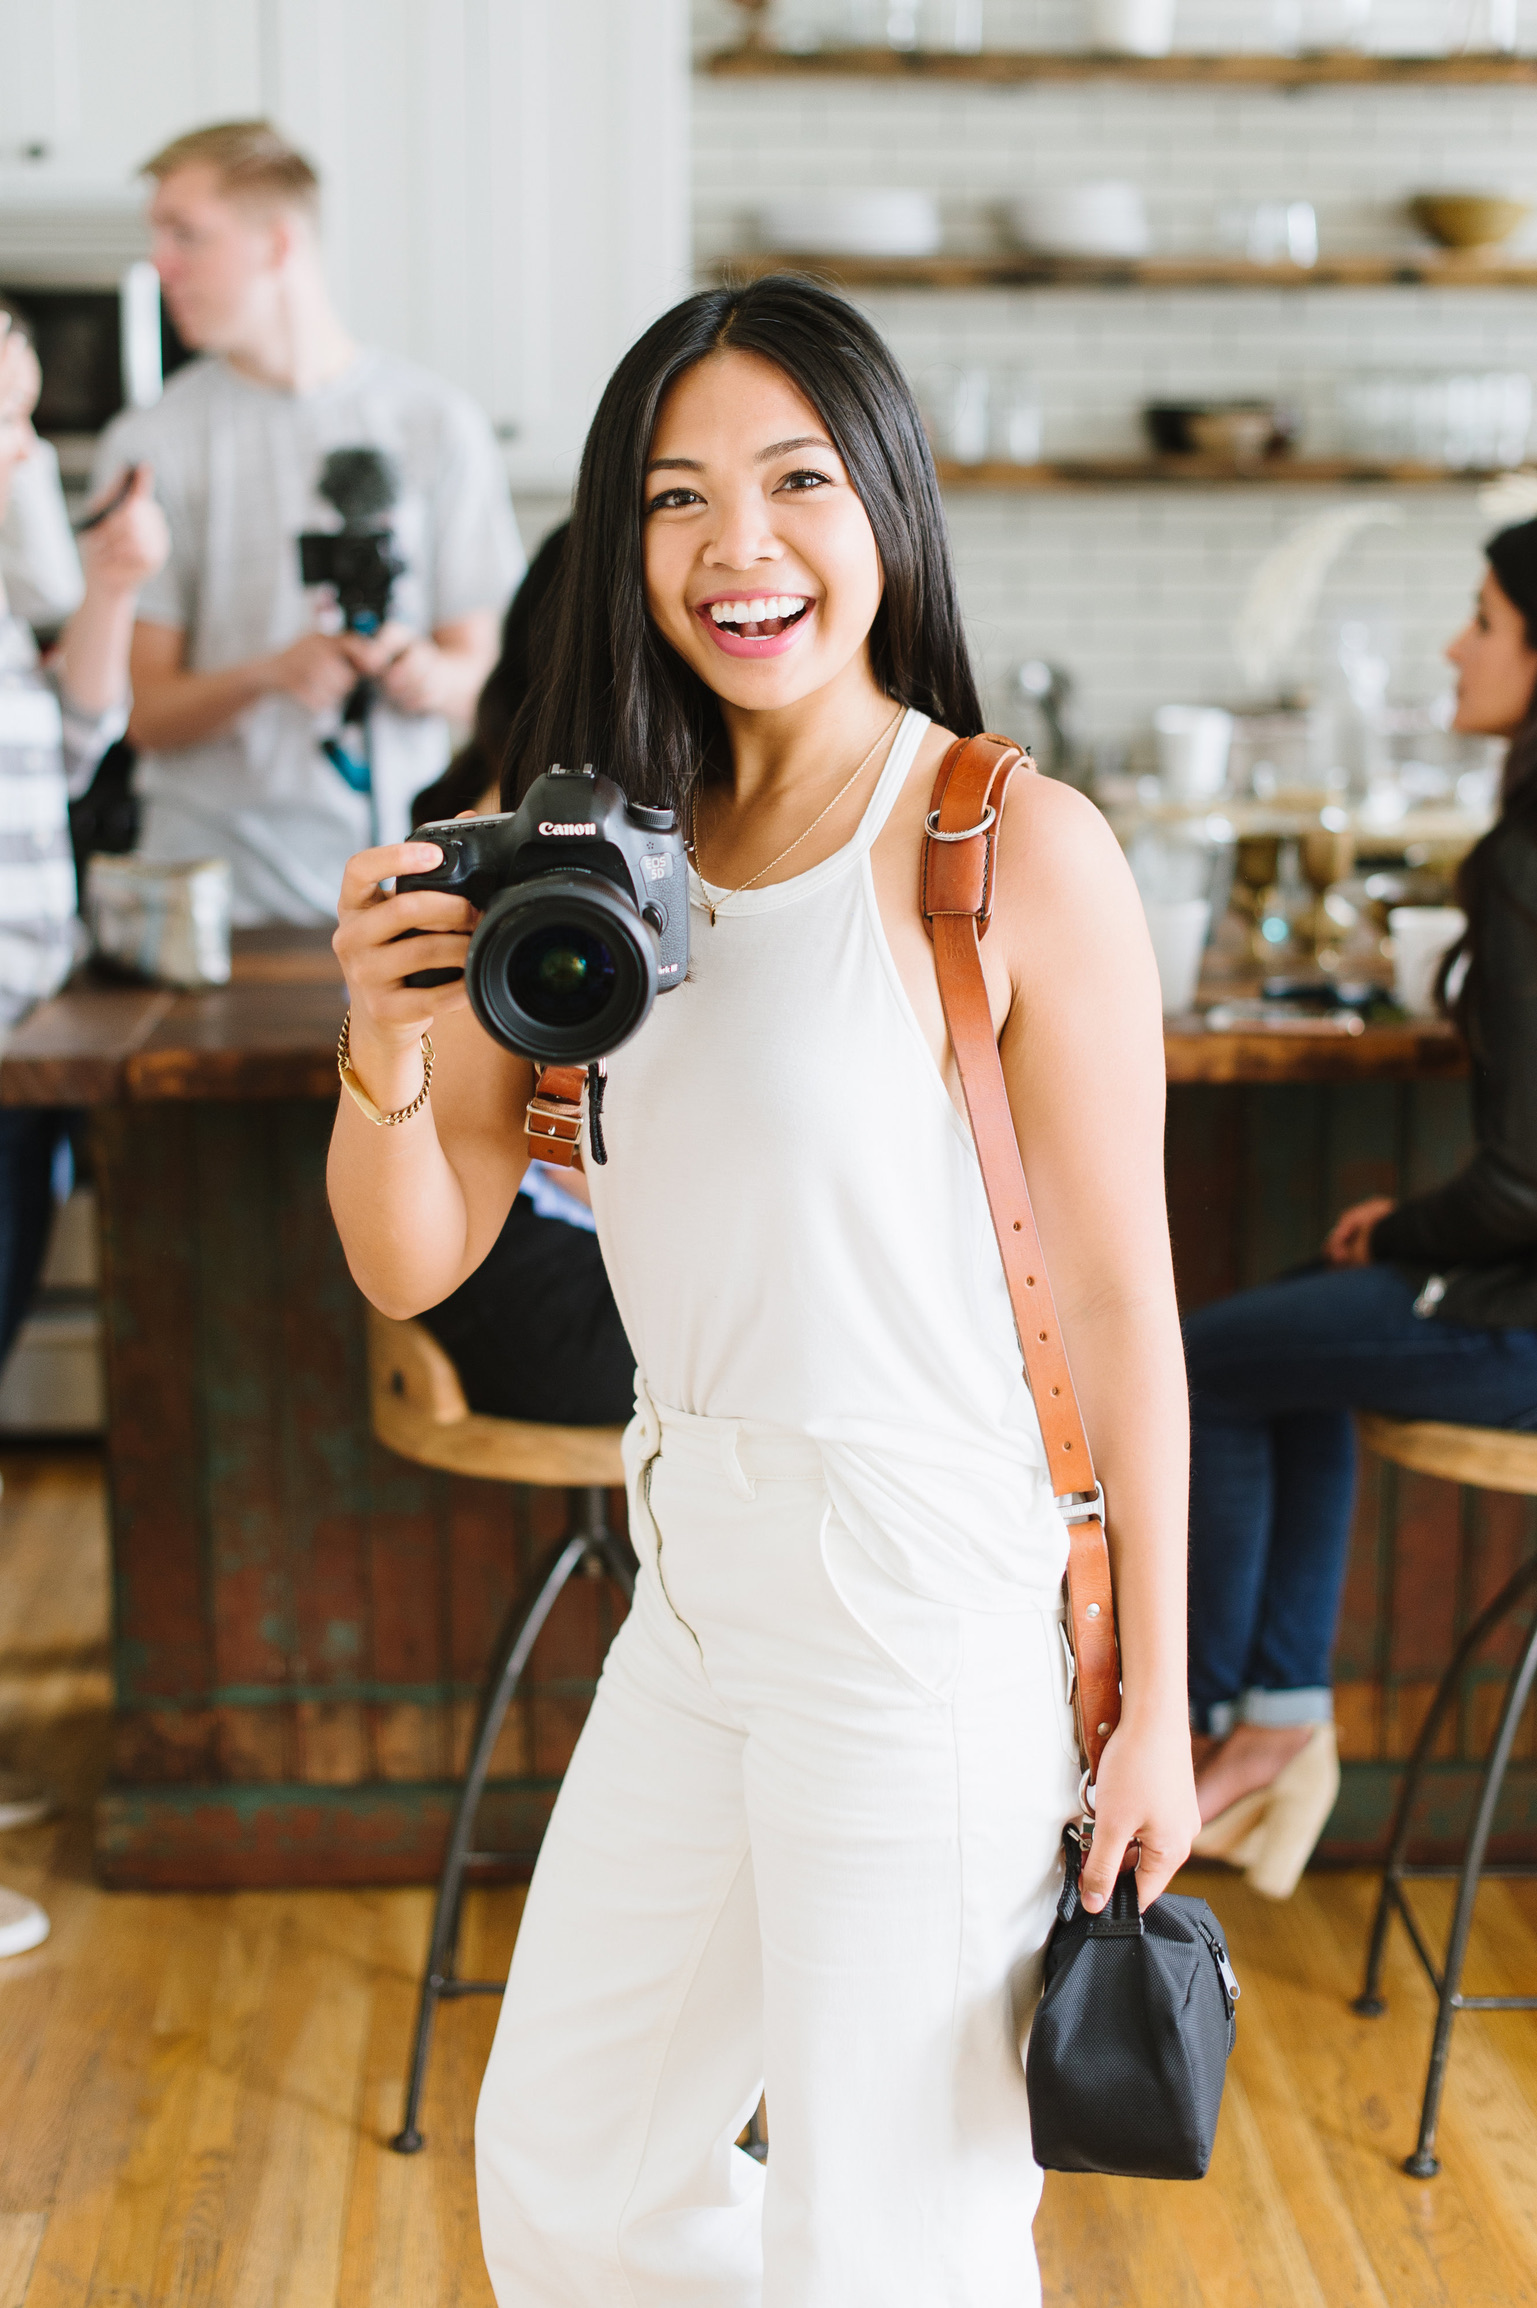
left=754, top=191, right=942, bottom=258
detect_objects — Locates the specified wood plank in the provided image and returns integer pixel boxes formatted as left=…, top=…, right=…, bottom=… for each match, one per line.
left=717, top=248, right=1537, bottom=292
left=0, top=985, right=173, bottom=1107
left=1163, top=1022, right=1466, bottom=1086
left=701, top=45, right=1537, bottom=87
left=934, top=457, right=1511, bottom=491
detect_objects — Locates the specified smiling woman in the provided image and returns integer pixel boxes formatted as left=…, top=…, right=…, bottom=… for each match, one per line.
left=326, top=273, right=1196, bottom=2308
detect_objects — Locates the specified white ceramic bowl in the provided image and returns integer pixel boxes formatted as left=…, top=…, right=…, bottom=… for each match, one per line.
left=754, top=191, right=942, bottom=259
left=1004, top=182, right=1151, bottom=260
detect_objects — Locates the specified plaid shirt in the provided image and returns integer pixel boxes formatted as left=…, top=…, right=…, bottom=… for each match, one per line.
left=0, top=614, right=124, bottom=1030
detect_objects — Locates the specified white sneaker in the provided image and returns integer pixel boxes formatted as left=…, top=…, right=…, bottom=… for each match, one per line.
left=0, top=1886, right=48, bottom=1958
left=0, top=1773, right=53, bottom=1831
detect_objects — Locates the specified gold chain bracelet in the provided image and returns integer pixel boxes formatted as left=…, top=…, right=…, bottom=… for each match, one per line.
left=337, top=1008, right=434, bottom=1127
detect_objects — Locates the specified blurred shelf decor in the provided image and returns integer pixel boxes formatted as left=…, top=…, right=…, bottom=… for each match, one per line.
left=703, top=48, right=1537, bottom=85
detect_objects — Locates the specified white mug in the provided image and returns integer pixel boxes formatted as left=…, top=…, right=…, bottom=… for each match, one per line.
left=1144, top=898, right=1212, bottom=1016
left=1086, top=0, right=1178, bottom=54
left=1388, top=906, right=1466, bottom=1018
left=1153, top=705, right=1235, bottom=804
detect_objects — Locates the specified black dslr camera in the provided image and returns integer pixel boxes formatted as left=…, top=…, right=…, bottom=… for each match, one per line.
left=298, top=448, right=406, bottom=637
left=400, top=765, right=688, bottom=1064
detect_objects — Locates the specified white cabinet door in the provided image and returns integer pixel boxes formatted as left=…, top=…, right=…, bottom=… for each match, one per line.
left=0, top=0, right=260, bottom=193
left=266, top=0, right=691, bottom=490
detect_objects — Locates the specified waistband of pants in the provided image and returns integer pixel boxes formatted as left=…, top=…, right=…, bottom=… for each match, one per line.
left=631, top=1387, right=825, bottom=1495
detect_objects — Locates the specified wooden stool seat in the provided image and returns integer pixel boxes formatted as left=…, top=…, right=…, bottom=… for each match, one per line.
left=1356, top=1410, right=1537, bottom=1498
left=1353, top=1408, right=1537, bottom=2177
left=365, top=1306, right=634, bottom=2155
left=368, top=1307, right=625, bottom=1485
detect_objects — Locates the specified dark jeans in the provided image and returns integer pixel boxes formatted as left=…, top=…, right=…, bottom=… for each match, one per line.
left=420, top=1191, right=635, bottom=1427
left=1185, top=1262, right=1537, bottom=1733
left=0, top=1108, right=69, bottom=1374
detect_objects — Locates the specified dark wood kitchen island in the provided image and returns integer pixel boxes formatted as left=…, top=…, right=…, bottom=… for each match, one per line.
left=5, top=944, right=1528, bottom=1881
left=0, top=929, right=626, bottom=1889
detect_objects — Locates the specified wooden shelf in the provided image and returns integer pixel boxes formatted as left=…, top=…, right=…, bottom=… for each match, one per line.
left=932, top=456, right=1506, bottom=489
left=715, top=250, right=1537, bottom=290
left=703, top=46, right=1537, bottom=87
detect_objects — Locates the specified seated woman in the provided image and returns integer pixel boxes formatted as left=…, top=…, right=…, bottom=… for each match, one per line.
left=411, top=524, right=635, bottom=1427
left=1187, top=516, right=1537, bottom=1898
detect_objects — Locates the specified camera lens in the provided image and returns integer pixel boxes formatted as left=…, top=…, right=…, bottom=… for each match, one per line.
left=465, top=874, right=657, bottom=1063
left=511, top=924, right=617, bottom=1028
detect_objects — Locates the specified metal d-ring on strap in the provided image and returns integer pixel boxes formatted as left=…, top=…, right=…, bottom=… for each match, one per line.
left=923, top=804, right=996, bottom=842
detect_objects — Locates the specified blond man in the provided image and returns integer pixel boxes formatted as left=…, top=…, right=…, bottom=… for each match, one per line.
left=94, top=121, right=523, bottom=924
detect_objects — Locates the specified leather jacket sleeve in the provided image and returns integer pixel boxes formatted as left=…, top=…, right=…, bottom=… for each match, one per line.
left=1371, top=823, right=1537, bottom=1270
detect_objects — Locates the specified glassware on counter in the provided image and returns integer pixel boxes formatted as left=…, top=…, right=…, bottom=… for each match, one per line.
left=1153, top=705, right=1235, bottom=804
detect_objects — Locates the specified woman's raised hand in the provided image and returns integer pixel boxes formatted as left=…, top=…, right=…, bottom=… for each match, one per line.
left=332, top=840, right=477, bottom=1084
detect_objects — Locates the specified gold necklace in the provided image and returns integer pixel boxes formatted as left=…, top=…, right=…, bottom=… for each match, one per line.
left=688, top=704, right=905, bottom=928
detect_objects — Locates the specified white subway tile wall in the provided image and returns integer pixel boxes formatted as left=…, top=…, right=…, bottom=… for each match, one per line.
left=693, top=1, right=1537, bottom=737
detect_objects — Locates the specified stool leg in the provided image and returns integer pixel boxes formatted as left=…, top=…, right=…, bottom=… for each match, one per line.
left=576, top=1481, right=636, bottom=1600
left=1404, top=1605, right=1537, bottom=2180
left=1355, top=1553, right=1537, bottom=2018
left=391, top=1521, right=591, bottom=2153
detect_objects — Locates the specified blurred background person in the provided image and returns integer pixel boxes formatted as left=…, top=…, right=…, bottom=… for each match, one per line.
left=0, top=313, right=168, bottom=1953
left=1186, top=517, right=1537, bottom=1901
left=0, top=302, right=83, bottom=634
left=95, top=120, right=523, bottom=926
left=411, top=524, right=635, bottom=1429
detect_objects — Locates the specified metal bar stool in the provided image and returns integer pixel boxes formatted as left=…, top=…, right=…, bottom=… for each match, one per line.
left=366, top=1306, right=633, bottom=2154
left=1351, top=1409, right=1537, bottom=2178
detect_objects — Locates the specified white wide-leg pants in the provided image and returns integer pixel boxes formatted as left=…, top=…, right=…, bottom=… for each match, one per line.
left=475, top=1407, right=1079, bottom=2307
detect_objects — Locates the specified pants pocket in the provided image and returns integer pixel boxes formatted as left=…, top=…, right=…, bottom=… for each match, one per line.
left=818, top=1508, right=963, bottom=1702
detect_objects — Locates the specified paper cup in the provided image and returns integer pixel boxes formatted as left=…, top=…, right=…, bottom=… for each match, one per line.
left=1145, top=898, right=1212, bottom=1016
left=1388, top=906, right=1465, bottom=1018
left=1153, top=706, right=1234, bottom=805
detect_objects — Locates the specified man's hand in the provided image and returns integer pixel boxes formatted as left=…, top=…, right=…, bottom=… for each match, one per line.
left=77, top=466, right=169, bottom=599
left=339, top=622, right=455, bottom=718
left=1324, top=1195, right=1395, bottom=1267
left=266, top=632, right=362, bottom=715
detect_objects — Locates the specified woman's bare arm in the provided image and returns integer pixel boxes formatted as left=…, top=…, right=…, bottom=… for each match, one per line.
left=327, top=839, right=533, bottom=1316
left=994, top=776, right=1198, bottom=1912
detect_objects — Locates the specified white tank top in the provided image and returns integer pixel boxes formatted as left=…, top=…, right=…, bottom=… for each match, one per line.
left=585, top=707, right=1070, bottom=1607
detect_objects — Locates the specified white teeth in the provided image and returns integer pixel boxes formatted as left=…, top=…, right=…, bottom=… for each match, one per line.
left=707, top=595, right=809, bottom=627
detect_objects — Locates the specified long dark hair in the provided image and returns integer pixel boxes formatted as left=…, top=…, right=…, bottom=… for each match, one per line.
left=1439, top=519, right=1537, bottom=1040
left=412, top=522, right=568, bottom=824
left=501, top=274, right=983, bottom=812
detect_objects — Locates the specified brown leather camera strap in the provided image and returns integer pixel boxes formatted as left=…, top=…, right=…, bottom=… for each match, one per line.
left=921, top=732, right=1122, bottom=1785
left=527, top=1065, right=586, bottom=1169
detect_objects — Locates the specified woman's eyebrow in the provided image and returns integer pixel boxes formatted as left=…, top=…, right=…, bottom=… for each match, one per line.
left=756, top=435, right=834, bottom=462
left=644, top=437, right=835, bottom=476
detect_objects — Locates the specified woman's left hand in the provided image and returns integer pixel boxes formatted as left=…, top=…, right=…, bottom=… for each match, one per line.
left=1078, top=1707, right=1201, bottom=1913
left=79, top=465, right=170, bottom=596
left=1324, top=1195, right=1395, bottom=1267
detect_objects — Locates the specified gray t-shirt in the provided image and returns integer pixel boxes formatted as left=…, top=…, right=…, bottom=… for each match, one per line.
left=95, top=350, right=524, bottom=924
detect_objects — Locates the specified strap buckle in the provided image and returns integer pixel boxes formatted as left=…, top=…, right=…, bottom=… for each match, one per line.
left=526, top=1090, right=583, bottom=1170
left=1057, top=1482, right=1105, bottom=1527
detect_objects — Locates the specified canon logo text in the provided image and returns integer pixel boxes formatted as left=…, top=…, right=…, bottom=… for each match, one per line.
left=538, top=821, right=597, bottom=837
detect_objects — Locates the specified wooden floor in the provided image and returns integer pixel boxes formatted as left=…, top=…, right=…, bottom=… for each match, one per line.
left=3, top=1454, right=1537, bottom=2306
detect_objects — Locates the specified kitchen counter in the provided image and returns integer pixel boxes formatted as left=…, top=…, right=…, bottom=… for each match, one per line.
left=5, top=936, right=1517, bottom=1882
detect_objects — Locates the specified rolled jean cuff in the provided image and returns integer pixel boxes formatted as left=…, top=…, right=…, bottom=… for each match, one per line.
left=1238, top=1686, right=1334, bottom=1729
